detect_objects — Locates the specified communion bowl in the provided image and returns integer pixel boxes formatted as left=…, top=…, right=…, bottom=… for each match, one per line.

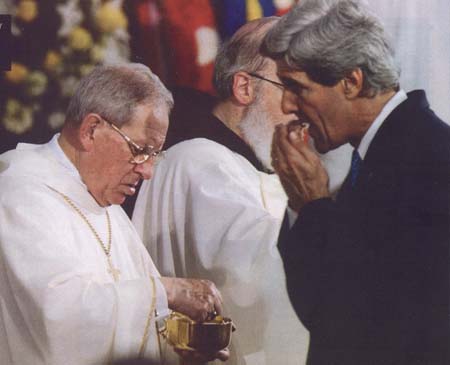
left=164, top=312, right=235, bottom=352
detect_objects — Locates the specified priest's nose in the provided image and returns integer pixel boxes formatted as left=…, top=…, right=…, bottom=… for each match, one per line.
left=133, top=160, right=153, bottom=180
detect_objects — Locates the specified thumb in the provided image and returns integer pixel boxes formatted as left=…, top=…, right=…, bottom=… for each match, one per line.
left=289, top=130, right=303, bottom=148
left=289, top=130, right=300, bottom=141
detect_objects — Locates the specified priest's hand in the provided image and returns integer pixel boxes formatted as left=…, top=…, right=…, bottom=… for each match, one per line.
left=272, top=124, right=330, bottom=213
left=175, top=347, right=230, bottom=364
left=160, top=277, right=223, bottom=322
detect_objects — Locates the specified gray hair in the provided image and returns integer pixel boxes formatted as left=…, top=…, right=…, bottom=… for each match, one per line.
left=213, top=17, right=279, bottom=99
left=65, top=63, right=173, bottom=127
left=263, top=0, right=400, bottom=96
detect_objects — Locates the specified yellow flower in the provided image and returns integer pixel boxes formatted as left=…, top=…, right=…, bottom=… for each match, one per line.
left=68, top=27, right=93, bottom=51
left=95, top=3, right=128, bottom=33
left=5, top=63, right=29, bottom=83
left=80, top=64, right=95, bottom=77
left=5, top=99, right=21, bottom=115
left=90, top=45, right=104, bottom=63
left=16, top=0, right=38, bottom=23
left=48, top=112, right=66, bottom=130
left=44, top=51, right=62, bottom=71
left=61, top=76, right=79, bottom=97
left=3, top=99, right=34, bottom=135
left=25, top=71, right=48, bottom=96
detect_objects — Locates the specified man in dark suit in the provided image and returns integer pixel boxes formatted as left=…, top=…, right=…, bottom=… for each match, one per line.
left=263, top=0, right=450, bottom=364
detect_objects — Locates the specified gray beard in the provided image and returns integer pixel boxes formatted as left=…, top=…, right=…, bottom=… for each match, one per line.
left=239, top=101, right=274, bottom=172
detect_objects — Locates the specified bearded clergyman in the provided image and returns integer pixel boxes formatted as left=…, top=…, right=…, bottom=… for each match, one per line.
left=132, top=17, right=349, bottom=365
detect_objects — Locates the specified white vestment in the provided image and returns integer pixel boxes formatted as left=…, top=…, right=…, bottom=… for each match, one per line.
left=0, top=135, right=169, bottom=365
left=133, top=138, right=310, bottom=365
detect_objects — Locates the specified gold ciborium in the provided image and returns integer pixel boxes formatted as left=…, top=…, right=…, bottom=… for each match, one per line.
left=164, top=312, right=235, bottom=353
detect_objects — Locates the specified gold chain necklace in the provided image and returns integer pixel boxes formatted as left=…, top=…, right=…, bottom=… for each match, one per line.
left=52, top=188, right=121, bottom=282
left=51, top=188, right=161, bottom=358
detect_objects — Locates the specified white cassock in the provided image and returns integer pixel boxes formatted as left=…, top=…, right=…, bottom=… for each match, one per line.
left=133, top=138, right=310, bottom=365
left=0, top=135, right=169, bottom=365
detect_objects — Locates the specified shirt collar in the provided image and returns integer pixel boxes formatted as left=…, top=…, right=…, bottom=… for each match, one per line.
left=357, top=89, right=407, bottom=159
left=48, top=133, right=81, bottom=179
left=11, top=134, right=105, bottom=214
left=47, top=134, right=105, bottom=214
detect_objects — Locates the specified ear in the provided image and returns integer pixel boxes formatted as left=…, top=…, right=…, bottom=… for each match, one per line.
left=340, top=68, right=363, bottom=99
left=78, top=113, right=102, bottom=151
left=231, top=71, right=256, bottom=106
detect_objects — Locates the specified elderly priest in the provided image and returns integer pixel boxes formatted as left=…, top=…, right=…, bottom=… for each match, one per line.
left=0, top=64, right=227, bottom=365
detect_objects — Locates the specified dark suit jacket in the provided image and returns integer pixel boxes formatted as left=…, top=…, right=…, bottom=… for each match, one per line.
left=278, top=90, right=450, bottom=365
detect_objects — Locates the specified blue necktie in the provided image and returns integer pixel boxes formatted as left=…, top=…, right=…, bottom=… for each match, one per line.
left=350, top=149, right=362, bottom=187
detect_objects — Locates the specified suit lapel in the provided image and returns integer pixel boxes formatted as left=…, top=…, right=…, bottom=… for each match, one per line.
left=336, top=92, right=425, bottom=204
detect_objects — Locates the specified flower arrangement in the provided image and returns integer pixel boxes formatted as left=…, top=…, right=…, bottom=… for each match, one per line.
left=1, top=0, right=129, bottom=138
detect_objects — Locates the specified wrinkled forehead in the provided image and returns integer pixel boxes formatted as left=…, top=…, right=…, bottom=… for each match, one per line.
left=145, top=107, right=169, bottom=146
left=275, top=59, right=311, bottom=83
left=126, top=103, right=169, bottom=148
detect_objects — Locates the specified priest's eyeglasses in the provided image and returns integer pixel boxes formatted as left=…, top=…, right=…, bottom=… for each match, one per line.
left=101, top=117, right=162, bottom=165
left=248, top=73, right=285, bottom=90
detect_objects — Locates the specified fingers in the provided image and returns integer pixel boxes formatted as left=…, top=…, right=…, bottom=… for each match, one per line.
left=272, top=124, right=301, bottom=175
left=161, top=277, right=224, bottom=322
left=287, top=127, right=318, bottom=163
left=272, top=124, right=304, bottom=180
left=271, top=124, right=330, bottom=210
left=175, top=347, right=230, bottom=363
left=187, top=293, right=214, bottom=322
left=209, top=280, right=223, bottom=315
left=216, top=348, right=230, bottom=361
left=273, top=123, right=325, bottom=171
left=271, top=124, right=291, bottom=174
left=193, top=279, right=223, bottom=322
left=180, top=289, right=214, bottom=322
left=274, top=124, right=313, bottom=166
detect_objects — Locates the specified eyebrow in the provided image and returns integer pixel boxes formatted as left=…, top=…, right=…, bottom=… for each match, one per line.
left=278, top=75, right=302, bottom=87
left=279, top=75, right=305, bottom=89
left=144, top=133, right=165, bottom=150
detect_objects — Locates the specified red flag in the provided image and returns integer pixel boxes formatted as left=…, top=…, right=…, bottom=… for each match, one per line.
left=162, top=0, right=219, bottom=94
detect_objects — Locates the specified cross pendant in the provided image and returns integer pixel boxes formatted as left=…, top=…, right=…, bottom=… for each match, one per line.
left=107, top=256, right=121, bottom=282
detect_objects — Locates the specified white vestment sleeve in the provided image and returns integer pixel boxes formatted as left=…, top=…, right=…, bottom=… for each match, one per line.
left=0, top=178, right=166, bottom=365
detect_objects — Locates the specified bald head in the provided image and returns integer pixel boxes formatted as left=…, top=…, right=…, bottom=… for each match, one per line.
left=213, top=17, right=279, bottom=99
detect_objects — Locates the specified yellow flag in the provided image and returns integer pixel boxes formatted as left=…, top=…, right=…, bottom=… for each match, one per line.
left=246, top=0, right=263, bottom=21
